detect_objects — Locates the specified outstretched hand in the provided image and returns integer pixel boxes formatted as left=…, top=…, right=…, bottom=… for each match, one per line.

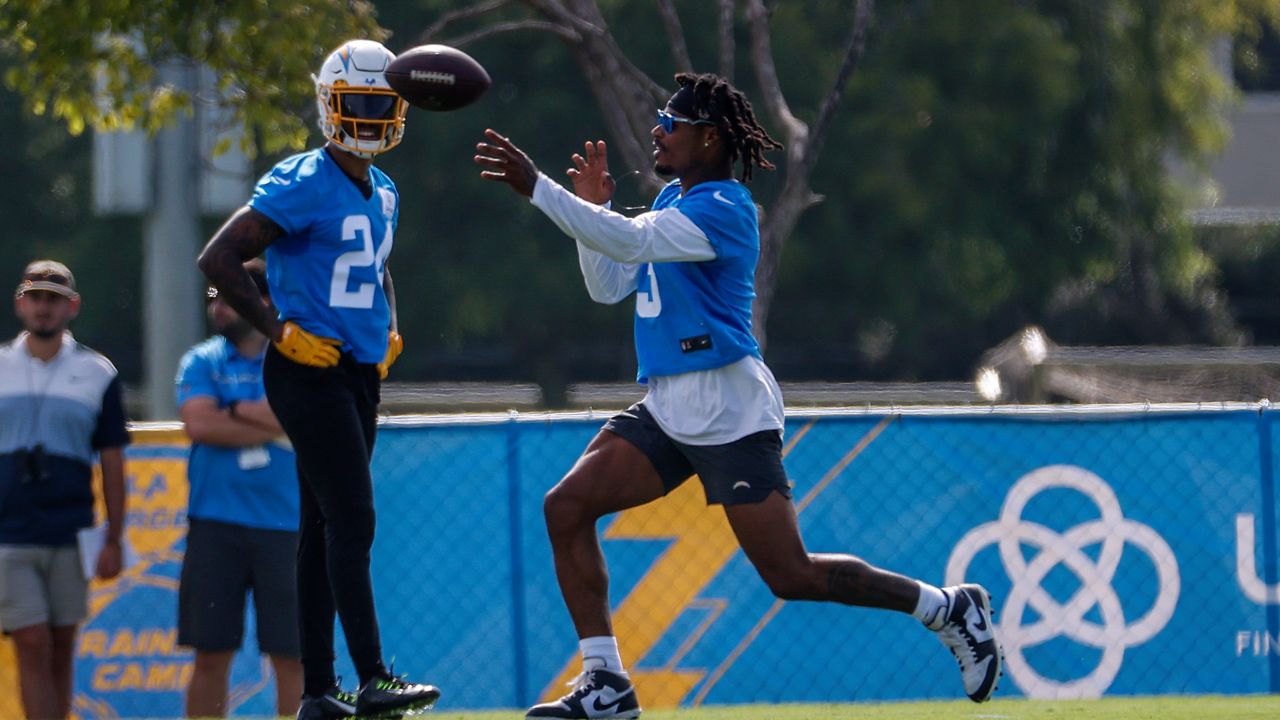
left=567, top=140, right=615, bottom=205
left=475, top=129, right=539, bottom=197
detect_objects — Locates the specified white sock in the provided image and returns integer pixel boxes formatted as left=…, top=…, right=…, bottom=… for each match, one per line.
left=913, top=582, right=949, bottom=630
left=580, top=636, right=625, bottom=674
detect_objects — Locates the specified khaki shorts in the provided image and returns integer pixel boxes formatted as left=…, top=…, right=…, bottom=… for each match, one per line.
left=0, top=545, right=89, bottom=631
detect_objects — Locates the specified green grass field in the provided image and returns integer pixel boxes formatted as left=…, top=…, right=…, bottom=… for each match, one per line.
left=396, top=695, right=1279, bottom=720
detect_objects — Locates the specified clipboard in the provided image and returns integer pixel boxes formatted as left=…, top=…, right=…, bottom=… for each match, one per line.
left=76, top=525, right=140, bottom=580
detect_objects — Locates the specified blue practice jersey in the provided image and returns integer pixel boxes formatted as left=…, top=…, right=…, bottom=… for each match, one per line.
left=634, top=179, right=762, bottom=382
left=175, top=336, right=299, bottom=531
left=250, top=148, right=399, bottom=363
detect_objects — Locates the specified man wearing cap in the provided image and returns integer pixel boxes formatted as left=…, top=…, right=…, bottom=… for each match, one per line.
left=0, top=260, right=128, bottom=720
left=175, top=259, right=302, bottom=718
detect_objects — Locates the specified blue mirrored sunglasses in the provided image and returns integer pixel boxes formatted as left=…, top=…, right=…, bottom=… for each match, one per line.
left=656, top=109, right=715, bottom=133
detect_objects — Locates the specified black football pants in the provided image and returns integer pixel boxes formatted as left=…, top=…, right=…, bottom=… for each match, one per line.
left=263, top=345, right=387, bottom=694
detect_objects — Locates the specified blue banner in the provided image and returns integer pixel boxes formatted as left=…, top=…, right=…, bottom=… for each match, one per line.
left=37, top=408, right=1280, bottom=718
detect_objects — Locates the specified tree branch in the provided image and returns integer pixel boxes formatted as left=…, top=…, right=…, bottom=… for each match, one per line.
left=803, top=0, right=874, bottom=174
left=447, top=19, right=581, bottom=47
left=520, top=0, right=664, bottom=101
left=523, top=0, right=607, bottom=38
left=514, top=0, right=665, bottom=175
left=744, top=0, right=805, bottom=142
left=417, top=0, right=510, bottom=44
left=719, top=0, right=735, bottom=80
left=615, top=45, right=670, bottom=102
left=745, top=0, right=874, bottom=350
left=655, top=0, right=694, bottom=72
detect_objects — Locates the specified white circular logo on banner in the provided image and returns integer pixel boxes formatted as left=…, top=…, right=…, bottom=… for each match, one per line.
left=945, top=465, right=1180, bottom=699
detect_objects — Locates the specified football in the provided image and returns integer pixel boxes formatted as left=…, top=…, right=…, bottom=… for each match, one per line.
left=385, top=44, right=490, bottom=112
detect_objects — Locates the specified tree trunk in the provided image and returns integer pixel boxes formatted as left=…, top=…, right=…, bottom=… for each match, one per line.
left=747, top=0, right=873, bottom=348
left=524, top=0, right=668, bottom=193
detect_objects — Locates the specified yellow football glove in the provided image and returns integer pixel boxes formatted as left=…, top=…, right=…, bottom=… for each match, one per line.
left=377, top=331, right=403, bottom=380
left=274, top=321, right=342, bottom=368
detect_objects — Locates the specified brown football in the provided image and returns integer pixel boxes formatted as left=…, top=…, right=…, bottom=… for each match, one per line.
left=385, top=44, right=490, bottom=112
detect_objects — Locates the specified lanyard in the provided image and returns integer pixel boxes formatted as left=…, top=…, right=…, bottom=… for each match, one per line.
left=22, top=336, right=65, bottom=449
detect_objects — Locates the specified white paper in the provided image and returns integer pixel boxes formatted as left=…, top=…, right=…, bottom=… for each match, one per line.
left=76, top=525, right=139, bottom=580
left=237, top=445, right=270, bottom=470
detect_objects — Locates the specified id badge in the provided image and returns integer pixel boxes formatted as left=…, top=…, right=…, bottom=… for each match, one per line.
left=237, top=445, right=270, bottom=470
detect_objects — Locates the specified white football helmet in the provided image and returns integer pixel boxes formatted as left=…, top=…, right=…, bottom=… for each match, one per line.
left=315, top=40, right=408, bottom=157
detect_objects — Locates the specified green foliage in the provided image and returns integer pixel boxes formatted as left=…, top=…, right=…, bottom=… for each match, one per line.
left=770, top=0, right=1275, bottom=379
left=0, top=0, right=384, bottom=156
left=0, top=72, right=144, bottom=377
left=5, top=0, right=1280, bottom=391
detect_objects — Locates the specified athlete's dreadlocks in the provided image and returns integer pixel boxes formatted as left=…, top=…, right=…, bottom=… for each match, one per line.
left=672, top=72, right=784, bottom=183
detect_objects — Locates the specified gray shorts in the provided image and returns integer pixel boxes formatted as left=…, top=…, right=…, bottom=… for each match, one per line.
left=0, top=544, right=88, bottom=631
left=603, top=402, right=793, bottom=505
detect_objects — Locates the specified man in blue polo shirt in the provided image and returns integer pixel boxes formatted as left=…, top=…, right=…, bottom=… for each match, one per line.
left=175, top=259, right=301, bottom=718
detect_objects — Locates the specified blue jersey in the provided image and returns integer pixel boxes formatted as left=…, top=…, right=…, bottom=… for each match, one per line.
left=175, top=336, right=299, bottom=531
left=250, top=148, right=399, bottom=363
left=634, top=179, right=762, bottom=382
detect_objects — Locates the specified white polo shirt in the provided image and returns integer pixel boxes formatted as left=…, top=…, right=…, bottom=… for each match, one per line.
left=0, top=332, right=129, bottom=545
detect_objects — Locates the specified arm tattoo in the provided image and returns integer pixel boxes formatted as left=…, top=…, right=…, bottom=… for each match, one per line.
left=197, top=206, right=284, bottom=340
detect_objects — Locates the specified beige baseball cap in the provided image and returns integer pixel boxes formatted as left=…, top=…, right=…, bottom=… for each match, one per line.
left=15, top=259, right=78, bottom=299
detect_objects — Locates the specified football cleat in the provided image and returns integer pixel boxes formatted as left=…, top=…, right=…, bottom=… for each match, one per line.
left=935, top=584, right=1004, bottom=703
left=526, top=668, right=641, bottom=719
left=355, top=673, right=440, bottom=718
left=296, top=682, right=358, bottom=720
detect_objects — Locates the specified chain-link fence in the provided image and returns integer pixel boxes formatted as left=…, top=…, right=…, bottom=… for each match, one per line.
left=5, top=404, right=1277, bottom=717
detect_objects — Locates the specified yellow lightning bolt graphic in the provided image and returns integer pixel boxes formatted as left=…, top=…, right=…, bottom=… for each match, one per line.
left=538, top=419, right=828, bottom=706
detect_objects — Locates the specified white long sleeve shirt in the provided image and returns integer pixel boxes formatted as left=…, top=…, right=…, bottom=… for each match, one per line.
left=531, top=173, right=784, bottom=445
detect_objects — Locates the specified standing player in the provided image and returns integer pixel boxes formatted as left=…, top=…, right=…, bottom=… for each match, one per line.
left=475, top=73, right=1004, bottom=719
left=197, top=40, right=438, bottom=720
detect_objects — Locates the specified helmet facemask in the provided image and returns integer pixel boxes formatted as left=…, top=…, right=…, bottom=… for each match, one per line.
left=315, top=40, right=408, bottom=158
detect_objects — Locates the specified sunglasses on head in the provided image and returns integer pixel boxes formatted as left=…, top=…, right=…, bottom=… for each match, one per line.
left=656, top=109, right=715, bottom=134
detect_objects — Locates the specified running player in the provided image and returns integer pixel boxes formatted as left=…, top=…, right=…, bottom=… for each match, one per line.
left=475, top=72, right=1004, bottom=719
